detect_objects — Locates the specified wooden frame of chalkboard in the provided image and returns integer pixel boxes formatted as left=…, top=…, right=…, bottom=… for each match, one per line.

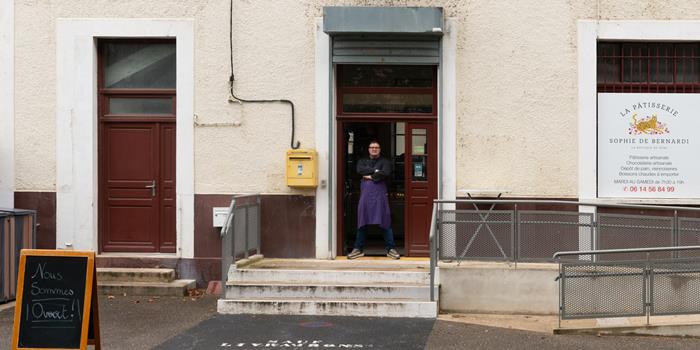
left=11, top=250, right=101, bottom=350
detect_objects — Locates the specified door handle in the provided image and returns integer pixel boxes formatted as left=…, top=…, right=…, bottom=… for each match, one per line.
left=145, top=180, right=156, bottom=197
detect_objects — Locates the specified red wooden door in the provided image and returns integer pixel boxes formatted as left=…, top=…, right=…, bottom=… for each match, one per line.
left=99, top=122, right=176, bottom=253
left=404, top=122, right=437, bottom=256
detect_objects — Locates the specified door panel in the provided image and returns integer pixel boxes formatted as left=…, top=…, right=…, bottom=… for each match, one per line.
left=107, top=127, right=155, bottom=179
left=405, top=123, right=437, bottom=256
left=107, top=206, right=157, bottom=244
left=159, top=124, right=176, bottom=252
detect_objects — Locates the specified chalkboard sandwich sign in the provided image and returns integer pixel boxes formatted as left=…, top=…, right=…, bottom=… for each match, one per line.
left=11, top=249, right=100, bottom=350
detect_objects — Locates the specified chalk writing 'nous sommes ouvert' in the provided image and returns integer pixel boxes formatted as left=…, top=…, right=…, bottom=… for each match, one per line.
left=30, top=262, right=75, bottom=296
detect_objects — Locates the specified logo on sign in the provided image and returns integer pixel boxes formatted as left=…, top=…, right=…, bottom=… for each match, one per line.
left=628, top=114, right=669, bottom=135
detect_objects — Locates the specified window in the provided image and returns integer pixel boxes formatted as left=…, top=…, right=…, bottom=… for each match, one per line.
left=99, top=40, right=176, bottom=117
left=337, top=65, right=437, bottom=117
left=597, top=42, right=700, bottom=93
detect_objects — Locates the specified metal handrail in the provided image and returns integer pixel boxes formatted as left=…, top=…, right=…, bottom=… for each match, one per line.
left=220, top=194, right=261, bottom=288
left=429, top=198, right=700, bottom=306
left=554, top=245, right=700, bottom=326
left=554, top=245, right=700, bottom=259
left=429, top=203, right=438, bottom=302
left=434, top=198, right=700, bottom=212
left=220, top=198, right=237, bottom=238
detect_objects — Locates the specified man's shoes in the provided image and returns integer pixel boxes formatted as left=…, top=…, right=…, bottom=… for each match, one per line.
left=387, top=249, right=400, bottom=260
left=348, top=248, right=364, bottom=259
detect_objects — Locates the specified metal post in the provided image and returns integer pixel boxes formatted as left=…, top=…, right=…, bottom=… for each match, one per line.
left=429, top=203, right=438, bottom=301
left=514, top=203, right=518, bottom=269
left=589, top=213, right=595, bottom=260
left=673, top=210, right=679, bottom=259
left=231, top=207, right=236, bottom=264
left=558, top=257, right=562, bottom=329
left=244, top=205, right=249, bottom=259
left=646, top=252, right=650, bottom=326
left=438, top=201, right=442, bottom=253
left=594, top=208, right=600, bottom=262
left=256, top=196, right=261, bottom=255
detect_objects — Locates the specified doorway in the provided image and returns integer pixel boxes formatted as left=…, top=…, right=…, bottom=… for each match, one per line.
left=335, top=64, right=438, bottom=257
left=97, top=39, right=177, bottom=253
left=338, top=121, right=437, bottom=257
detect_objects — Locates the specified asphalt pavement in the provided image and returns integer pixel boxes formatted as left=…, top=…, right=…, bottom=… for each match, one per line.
left=4, top=294, right=700, bottom=349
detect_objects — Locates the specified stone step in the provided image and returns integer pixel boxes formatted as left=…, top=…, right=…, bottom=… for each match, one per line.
left=217, top=298, right=437, bottom=318
left=97, top=267, right=175, bottom=283
left=225, top=282, right=433, bottom=300
left=231, top=269, right=430, bottom=285
left=98, top=279, right=196, bottom=296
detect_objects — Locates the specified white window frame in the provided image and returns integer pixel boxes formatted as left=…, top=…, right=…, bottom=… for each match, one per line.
left=56, top=19, right=194, bottom=256
left=579, top=20, right=700, bottom=204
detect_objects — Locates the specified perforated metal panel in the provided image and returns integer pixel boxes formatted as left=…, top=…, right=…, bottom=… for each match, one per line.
left=561, top=261, right=647, bottom=319
left=598, top=214, right=674, bottom=260
left=518, top=211, right=593, bottom=261
left=439, top=210, right=513, bottom=260
left=234, top=206, right=247, bottom=258
left=247, top=205, right=259, bottom=257
left=220, top=196, right=262, bottom=283
left=651, top=259, right=700, bottom=316
left=679, top=218, right=700, bottom=258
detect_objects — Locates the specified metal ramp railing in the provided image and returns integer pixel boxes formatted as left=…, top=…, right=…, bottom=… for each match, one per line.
left=428, top=199, right=700, bottom=303
left=554, top=246, right=700, bottom=327
left=220, top=194, right=261, bottom=285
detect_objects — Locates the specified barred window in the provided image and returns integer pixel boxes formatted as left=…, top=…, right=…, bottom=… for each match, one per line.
left=597, top=42, right=700, bottom=93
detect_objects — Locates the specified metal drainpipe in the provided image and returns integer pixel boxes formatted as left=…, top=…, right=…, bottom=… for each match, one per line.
left=438, top=27, right=444, bottom=201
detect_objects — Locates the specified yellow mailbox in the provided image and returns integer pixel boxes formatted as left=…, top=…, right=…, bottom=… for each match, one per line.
left=286, top=149, right=318, bottom=188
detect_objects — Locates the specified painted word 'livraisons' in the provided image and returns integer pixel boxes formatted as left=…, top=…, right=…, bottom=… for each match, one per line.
left=220, top=340, right=373, bottom=348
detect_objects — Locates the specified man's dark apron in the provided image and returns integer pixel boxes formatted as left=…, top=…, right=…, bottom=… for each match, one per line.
left=357, top=179, right=391, bottom=229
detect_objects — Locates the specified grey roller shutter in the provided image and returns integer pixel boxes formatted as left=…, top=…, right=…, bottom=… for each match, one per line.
left=332, top=36, right=439, bottom=65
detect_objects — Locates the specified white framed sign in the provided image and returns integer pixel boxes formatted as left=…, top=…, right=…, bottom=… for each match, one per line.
left=598, top=93, right=700, bottom=198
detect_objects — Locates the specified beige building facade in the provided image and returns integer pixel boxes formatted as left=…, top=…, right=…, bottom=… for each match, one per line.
left=2, top=0, right=700, bottom=285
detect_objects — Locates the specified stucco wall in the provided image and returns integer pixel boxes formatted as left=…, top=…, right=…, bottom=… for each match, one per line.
left=14, top=0, right=700, bottom=196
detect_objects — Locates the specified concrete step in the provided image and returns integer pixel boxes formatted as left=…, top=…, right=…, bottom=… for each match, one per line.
left=217, top=298, right=437, bottom=318
left=231, top=269, right=430, bottom=285
left=97, top=267, right=175, bottom=283
left=225, top=282, right=432, bottom=300
left=98, top=279, right=196, bottom=296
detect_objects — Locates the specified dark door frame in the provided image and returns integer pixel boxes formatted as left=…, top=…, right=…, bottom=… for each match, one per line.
left=96, top=39, right=177, bottom=253
left=334, top=64, right=439, bottom=257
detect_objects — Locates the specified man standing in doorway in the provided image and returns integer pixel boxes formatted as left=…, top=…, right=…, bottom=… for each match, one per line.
left=348, top=140, right=400, bottom=260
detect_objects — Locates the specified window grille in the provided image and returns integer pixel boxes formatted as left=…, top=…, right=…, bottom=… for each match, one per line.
left=598, top=42, right=700, bottom=93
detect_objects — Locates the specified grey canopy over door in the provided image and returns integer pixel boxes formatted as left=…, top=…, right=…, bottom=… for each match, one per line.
left=324, top=6, right=443, bottom=65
